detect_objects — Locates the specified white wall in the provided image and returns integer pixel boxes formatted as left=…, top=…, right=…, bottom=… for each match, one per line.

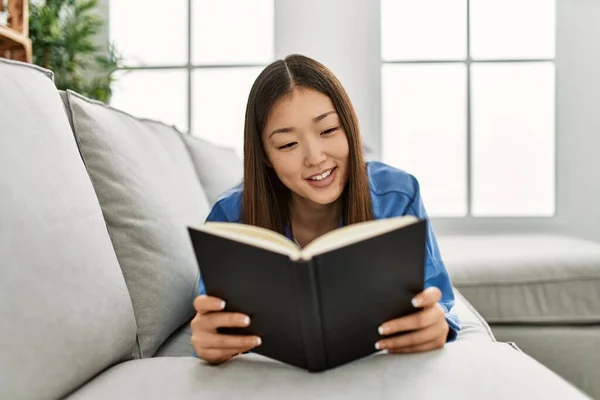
left=274, top=0, right=382, bottom=159
left=556, top=0, right=600, bottom=242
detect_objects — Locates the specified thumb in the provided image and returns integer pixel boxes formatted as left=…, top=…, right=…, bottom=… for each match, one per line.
left=411, top=286, right=442, bottom=308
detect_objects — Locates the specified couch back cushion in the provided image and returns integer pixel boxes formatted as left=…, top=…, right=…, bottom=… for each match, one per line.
left=0, top=60, right=137, bottom=400
left=62, top=90, right=212, bottom=357
left=181, top=135, right=243, bottom=205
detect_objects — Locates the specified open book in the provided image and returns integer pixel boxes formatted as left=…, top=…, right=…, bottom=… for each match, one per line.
left=193, top=215, right=421, bottom=260
left=187, top=215, right=427, bottom=372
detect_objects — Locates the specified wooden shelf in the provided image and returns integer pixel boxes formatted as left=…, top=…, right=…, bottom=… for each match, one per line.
left=0, top=25, right=29, bottom=48
left=0, top=0, right=32, bottom=63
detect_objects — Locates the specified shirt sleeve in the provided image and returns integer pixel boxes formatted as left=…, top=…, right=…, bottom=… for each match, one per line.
left=195, top=202, right=230, bottom=297
left=402, top=178, right=462, bottom=343
left=205, top=201, right=230, bottom=223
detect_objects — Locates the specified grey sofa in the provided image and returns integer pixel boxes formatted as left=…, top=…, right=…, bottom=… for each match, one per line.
left=438, top=234, right=600, bottom=399
left=0, top=58, right=594, bottom=399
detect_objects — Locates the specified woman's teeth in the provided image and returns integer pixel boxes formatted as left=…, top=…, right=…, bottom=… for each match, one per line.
left=309, top=168, right=333, bottom=181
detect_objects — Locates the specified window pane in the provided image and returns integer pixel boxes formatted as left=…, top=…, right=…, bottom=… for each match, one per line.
left=382, top=64, right=468, bottom=217
left=470, top=0, right=556, bottom=60
left=191, top=67, right=263, bottom=157
left=109, top=0, right=188, bottom=66
left=471, top=62, right=555, bottom=216
left=110, top=69, right=188, bottom=132
left=381, top=0, right=467, bottom=61
left=192, top=0, right=274, bottom=65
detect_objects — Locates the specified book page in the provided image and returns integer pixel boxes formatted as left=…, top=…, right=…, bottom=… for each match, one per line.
left=200, top=222, right=300, bottom=257
left=301, top=215, right=419, bottom=258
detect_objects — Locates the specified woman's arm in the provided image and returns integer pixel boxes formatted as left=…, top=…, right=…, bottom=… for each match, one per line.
left=403, top=177, right=461, bottom=342
left=374, top=176, right=462, bottom=352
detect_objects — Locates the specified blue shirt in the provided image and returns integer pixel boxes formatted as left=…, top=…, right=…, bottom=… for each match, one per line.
left=202, top=161, right=461, bottom=342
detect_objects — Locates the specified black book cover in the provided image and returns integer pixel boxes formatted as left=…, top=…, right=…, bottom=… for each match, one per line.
left=187, top=219, right=426, bottom=372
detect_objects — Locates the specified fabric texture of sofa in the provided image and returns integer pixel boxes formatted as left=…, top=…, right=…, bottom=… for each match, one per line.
left=0, top=58, right=595, bottom=399
left=439, top=234, right=600, bottom=398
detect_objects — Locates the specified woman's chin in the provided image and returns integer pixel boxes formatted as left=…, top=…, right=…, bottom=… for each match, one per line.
left=305, top=188, right=344, bottom=205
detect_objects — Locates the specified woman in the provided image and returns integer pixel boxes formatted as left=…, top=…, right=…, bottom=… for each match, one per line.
left=191, top=54, right=461, bottom=365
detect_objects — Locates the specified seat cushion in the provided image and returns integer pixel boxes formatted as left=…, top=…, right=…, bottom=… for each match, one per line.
left=154, top=322, right=194, bottom=358
left=0, top=60, right=137, bottom=400
left=62, top=90, right=212, bottom=357
left=181, top=135, right=243, bottom=205
left=492, top=325, right=600, bottom=399
left=66, top=342, right=589, bottom=400
left=438, top=234, right=600, bottom=324
left=451, top=289, right=496, bottom=342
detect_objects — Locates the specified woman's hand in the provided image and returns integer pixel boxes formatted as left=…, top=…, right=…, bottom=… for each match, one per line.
left=190, top=295, right=262, bottom=365
left=375, top=287, right=449, bottom=354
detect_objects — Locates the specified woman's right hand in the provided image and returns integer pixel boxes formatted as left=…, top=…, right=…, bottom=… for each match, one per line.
left=190, top=295, right=262, bottom=365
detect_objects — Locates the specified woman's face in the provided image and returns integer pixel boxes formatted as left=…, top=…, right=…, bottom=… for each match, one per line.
left=262, top=87, right=349, bottom=206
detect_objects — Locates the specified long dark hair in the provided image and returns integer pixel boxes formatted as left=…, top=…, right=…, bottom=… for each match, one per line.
left=242, top=54, right=372, bottom=234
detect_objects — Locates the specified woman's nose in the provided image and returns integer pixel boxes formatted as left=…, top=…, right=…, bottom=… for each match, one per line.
left=304, top=141, right=327, bottom=167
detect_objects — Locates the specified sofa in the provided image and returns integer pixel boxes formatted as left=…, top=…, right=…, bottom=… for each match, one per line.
left=438, top=234, right=600, bottom=399
left=0, top=58, right=596, bottom=399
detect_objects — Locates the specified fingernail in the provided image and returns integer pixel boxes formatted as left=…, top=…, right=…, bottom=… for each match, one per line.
left=220, top=301, right=226, bottom=309
left=375, top=341, right=381, bottom=350
left=411, top=297, right=421, bottom=307
left=243, top=316, right=250, bottom=325
left=256, top=337, right=262, bottom=346
left=378, top=326, right=385, bottom=335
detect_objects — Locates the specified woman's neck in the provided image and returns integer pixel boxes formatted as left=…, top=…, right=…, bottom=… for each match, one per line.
left=289, top=195, right=342, bottom=247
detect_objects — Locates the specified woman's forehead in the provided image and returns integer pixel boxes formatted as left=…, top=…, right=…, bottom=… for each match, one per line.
left=267, top=88, right=336, bottom=124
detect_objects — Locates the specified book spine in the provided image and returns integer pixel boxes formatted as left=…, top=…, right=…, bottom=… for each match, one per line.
left=291, top=258, right=327, bottom=372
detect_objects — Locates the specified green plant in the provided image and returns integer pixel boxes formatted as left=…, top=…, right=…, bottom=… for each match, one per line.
left=29, top=0, right=122, bottom=102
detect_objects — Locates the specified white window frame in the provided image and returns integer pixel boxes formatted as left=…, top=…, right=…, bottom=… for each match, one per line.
left=109, top=0, right=272, bottom=135
left=380, top=0, right=558, bottom=234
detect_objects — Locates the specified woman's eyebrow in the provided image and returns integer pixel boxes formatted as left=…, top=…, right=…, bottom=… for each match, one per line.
left=269, top=127, right=295, bottom=138
left=313, top=110, right=337, bottom=123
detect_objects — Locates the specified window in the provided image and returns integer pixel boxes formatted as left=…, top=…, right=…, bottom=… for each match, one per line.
left=381, top=0, right=556, bottom=217
left=109, top=0, right=274, bottom=157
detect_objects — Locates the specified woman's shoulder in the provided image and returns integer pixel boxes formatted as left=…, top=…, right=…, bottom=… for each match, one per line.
left=366, top=161, right=420, bottom=199
left=366, top=161, right=423, bottom=219
left=206, top=183, right=243, bottom=223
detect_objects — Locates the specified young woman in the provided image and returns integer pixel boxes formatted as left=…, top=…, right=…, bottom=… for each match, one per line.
left=190, top=54, right=461, bottom=366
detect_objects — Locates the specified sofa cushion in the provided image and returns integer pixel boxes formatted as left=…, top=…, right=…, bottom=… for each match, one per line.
left=154, top=322, right=194, bottom=358
left=62, top=90, right=212, bottom=357
left=66, top=342, right=589, bottom=400
left=492, top=325, right=600, bottom=399
left=182, top=135, right=243, bottom=205
left=0, top=59, right=137, bottom=400
left=438, top=234, right=600, bottom=324
left=451, top=289, right=496, bottom=342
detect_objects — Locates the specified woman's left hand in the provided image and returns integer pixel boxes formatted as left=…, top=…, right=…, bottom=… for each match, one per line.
left=375, top=286, right=449, bottom=354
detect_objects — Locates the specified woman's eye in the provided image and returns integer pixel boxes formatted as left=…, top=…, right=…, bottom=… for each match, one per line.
left=278, top=142, right=296, bottom=150
left=322, top=127, right=338, bottom=135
